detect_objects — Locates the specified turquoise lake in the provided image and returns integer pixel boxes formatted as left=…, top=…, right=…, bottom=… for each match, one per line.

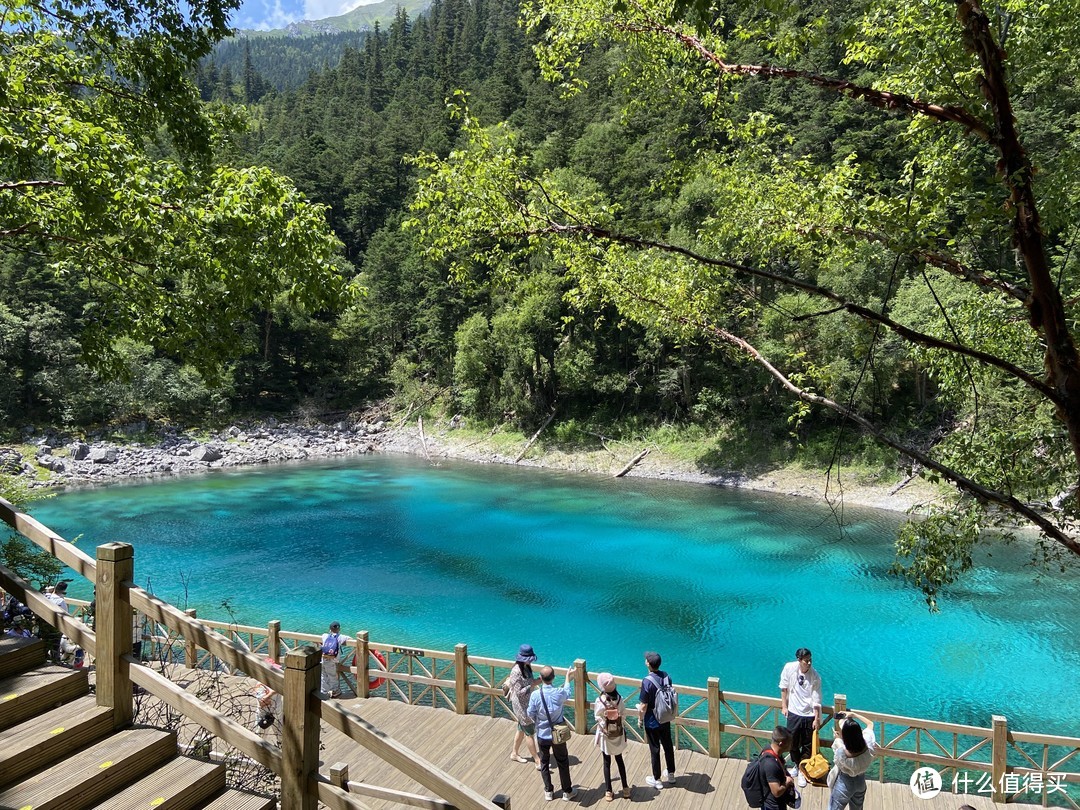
left=28, top=454, right=1080, bottom=738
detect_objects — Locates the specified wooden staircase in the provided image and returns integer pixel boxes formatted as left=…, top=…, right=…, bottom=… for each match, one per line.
left=0, top=635, right=276, bottom=810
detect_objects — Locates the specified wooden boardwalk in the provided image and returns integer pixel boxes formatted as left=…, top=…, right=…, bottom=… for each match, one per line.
left=317, top=696, right=1005, bottom=810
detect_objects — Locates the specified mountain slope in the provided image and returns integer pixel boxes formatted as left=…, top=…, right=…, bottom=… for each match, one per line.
left=243, top=0, right=431, bottom=36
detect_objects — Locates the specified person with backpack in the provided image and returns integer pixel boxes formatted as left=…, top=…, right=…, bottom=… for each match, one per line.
left=741, top=726, right=799, bottom=809
left=319, top=621, right=349, bottom=698
left=637, top=651, right=677, bottom=790
left=593, top=672, right=631, bottom=801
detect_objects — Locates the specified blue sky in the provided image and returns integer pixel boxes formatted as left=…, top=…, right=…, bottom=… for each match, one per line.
left=232, top=0, right=381, bottom=30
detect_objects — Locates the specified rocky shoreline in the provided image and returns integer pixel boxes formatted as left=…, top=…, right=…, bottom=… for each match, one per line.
left=1, top=418, right=388, bottom=488
left=1, top=415, right=945, bottom=515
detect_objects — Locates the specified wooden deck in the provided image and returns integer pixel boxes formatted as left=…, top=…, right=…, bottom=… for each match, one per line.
left=318, top=696, right=1005, bottom=810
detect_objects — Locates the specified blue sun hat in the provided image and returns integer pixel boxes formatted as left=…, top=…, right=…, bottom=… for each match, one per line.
left=516, top=643, right=537, bottom=663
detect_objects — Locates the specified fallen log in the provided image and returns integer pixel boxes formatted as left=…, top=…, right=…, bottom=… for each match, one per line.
left=614, top=448, right=649, bottom=478
left=515, top=408, right=557, bottom=463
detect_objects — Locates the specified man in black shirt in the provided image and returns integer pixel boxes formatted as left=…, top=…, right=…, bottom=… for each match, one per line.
left=761, top=726, right=797, bottom=809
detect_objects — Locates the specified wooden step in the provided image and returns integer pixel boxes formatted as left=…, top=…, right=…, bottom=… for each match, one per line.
left=0, top=726, right=177, bottom=810
left=86, top=754, right=225, bottom=810
left=0, top=663, right=90, bottom=730
left=0, top=693, right=113, bottom=786
left=0, top=634, right=46, bottom=678
left=201, top=789, right=277, bottom=810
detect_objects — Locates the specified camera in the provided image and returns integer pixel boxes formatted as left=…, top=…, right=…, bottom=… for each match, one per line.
left=835, top=711, right=847, bottom=720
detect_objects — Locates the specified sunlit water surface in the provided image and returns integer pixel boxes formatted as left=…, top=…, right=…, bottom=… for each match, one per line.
left=30, top=455, right=1080, bottom=737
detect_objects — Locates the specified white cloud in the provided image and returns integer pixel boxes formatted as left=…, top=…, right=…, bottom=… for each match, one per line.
left=303, top=0, right=380, bottom=21
left=236, top=0, right=301, bottom=31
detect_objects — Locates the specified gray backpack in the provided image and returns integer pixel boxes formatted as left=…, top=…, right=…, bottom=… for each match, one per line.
left=648, top=672, right=678, bottom=724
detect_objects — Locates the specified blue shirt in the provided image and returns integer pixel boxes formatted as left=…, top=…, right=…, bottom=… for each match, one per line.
left=527, top=682, right=573, bottom=741
left=639, top=670, right=671, bottom=730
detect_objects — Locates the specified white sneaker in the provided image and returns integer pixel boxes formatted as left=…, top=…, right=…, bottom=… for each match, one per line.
left=797, top=772, right=808, bottom=788
left=544, top=791, right=554, bottom=802
left=788, top=766, right=798, bottom=779
left=662, top=770, right=676, bottom=785
left=563, top=787, right=578, bottom=801
left=645, top=776, right=663, bottom=790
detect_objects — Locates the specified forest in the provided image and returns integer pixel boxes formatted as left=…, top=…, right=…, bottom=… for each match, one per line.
left=3, top=0, right=1080, bottom=598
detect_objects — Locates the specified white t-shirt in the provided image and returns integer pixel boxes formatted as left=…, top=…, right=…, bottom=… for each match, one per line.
left=779, top=661, right=821, bottom=717
left=834, top=725, right=877, bottom=776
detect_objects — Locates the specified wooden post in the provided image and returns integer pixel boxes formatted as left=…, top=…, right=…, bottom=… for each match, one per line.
left=832, top=694, right=847, bottom=749
left=330, top=762, right=349, bottom=791
left=355, top=630, right=370, bottom=699
left=833, top=694, right=847, bottom=719
left=282, top=646, right=321, bottom=810
left=491, top=794, right=511, bottom=809
left=991, top=714, right=1008, bottom=803
left=95, top=542, right=134, bottom=728
left=572, top=659, right=588, bottom=734
left=455, top=643, right=469, bottom=715
left=707, top=677, right=721, bottom=758
left=184, top=608, right=197, bottom=667
left=269, top=620, right=281, bottom=664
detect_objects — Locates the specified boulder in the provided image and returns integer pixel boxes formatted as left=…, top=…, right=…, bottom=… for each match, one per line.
left=90, top=447, right=118, bottom=464
left=191, top=444, right=222, bottom=463
left=71, top=441, right=90, bottom=460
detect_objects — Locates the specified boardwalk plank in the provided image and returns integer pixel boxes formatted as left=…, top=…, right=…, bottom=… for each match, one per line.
left=319, top=696, right=1006, bottom=810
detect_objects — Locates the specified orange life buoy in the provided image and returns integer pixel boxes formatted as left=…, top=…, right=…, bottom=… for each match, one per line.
left=352, top=648, right=387, bottom=690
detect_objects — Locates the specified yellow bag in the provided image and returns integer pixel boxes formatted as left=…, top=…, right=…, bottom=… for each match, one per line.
left=801, top=729, right=830, bottom=782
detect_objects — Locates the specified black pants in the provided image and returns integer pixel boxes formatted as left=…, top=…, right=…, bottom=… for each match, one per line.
left=787, top=713, right=815, bottom=770
left=602, top=752, right=628, bottom=792
left=538, top=738, right=572, bottom=793
left=645, top=722, right=675, bottom=779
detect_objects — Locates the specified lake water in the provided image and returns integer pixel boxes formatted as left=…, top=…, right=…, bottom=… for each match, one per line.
left=28, top=454, right=1080, bottom=738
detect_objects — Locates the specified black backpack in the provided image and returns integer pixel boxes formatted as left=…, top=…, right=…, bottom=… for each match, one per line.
left=741, top=748, right=782, bottom=808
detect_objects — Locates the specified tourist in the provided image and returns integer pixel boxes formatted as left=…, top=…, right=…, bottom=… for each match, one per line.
left=506, top=643, right=542, bottom=768
left=828, top=711, right=877, bottom=810
left=319, top=621, right=348, bottom=698
left=779, top=647, right=821, bottom=787
left=5, top=615, right=32, bottom=638
left=42, top=581, right=70, bottom=662
left=252, top=657, right=285, bottom=744
left=761, top=725, right=799, bottom=809
left=594, top=672, right=631, bottom=801
left=527, top=664, right=577, bottom=802
left=638, top=651, right=677, bottom=789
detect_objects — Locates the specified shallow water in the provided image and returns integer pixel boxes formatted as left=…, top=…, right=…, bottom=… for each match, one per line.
left=29, top=454, right=1080, bottom=737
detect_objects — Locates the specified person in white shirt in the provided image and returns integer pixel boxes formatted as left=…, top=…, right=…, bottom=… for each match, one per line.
left=42, top=581, right=70, bottom=662
left=319, top=621, right=348, bottom=698
left=829, top=711, right=877, bottom=809
left=779, top=647, right=821, bottom=787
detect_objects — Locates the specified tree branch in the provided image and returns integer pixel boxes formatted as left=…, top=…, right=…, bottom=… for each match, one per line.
left=522, top=219, right=1058, bottom=403
left=615, top=7, right=992, bottom=140
left=0, top=180, right=66, bottom=191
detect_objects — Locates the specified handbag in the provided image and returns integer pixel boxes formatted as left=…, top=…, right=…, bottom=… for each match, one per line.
left=539, top=686, right=572, bottom=744
left=800, top=728, right=830, bottom=783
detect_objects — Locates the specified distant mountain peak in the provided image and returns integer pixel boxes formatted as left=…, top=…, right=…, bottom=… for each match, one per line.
left=240, top=0, right=432, bottom=37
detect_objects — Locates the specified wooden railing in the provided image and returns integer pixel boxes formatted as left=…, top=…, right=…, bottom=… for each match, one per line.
left=4, top=496, right=1080, bottom=807
left=116, top=617, right=1080, bottom=808
left=0, top=496, right=504, bottom=810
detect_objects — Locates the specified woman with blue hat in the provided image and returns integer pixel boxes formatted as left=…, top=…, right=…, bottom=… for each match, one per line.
left=505, top=643, right=542, bottom=768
